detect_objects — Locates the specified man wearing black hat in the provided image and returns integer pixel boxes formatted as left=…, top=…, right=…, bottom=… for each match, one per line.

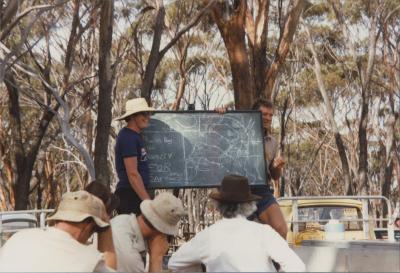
left=168, top=175, right=305, bottom=272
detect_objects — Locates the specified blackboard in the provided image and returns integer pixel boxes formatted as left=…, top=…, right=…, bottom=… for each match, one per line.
left=142, top=111, right=267, bottom=188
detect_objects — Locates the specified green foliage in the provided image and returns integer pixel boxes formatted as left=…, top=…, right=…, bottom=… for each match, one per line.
left=303, top=1, right=330, bottom=18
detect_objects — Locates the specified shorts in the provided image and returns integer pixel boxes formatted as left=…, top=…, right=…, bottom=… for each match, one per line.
left=115, top=187, right=154, bottom=215
left=248, top=188, right=277, bottom=220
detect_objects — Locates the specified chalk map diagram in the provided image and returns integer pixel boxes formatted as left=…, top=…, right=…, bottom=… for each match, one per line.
left=143, top=112, right=266, bottom=188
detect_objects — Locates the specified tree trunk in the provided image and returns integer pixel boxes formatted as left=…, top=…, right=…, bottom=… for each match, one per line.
left=330, top=0, right=379, bottom=195
left=305, top=24, right=353, bottom=195
left=172, top=76, right=187, bottom=110
left=0, top=0, right=20, bottom=29
left=141, top=0, right=165, bottom=103
left=264, top=0, right=305, bottom=98
left=211, top=0, right=254, bottom=109
left=245, top=0, right=269, bottom=97
left=4, top=71, right=55, bottom=209
left=358, top=87, right=369, bottom=195
left=94, top=0, right=114, bottom=186
left=209, top=0, right=304, bottom=106
left=172, top=40, right=190, bottom=111
left=142, top=0, right=216, bottom=103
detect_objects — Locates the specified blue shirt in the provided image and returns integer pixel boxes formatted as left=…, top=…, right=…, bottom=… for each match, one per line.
left=115, top=127, right=150, bottom=189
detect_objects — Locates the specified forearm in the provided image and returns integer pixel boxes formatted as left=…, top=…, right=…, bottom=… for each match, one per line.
left=272, top=179, right=280, bottom=198
left=149, top=254, right=164, bottom=272
left=148, top=233, right=169, bottom=272
left=128, top=173, right=150, bottom=200
left=97, top=227, right=117, bottom=270
left=269, top=166, right=282, bottom=180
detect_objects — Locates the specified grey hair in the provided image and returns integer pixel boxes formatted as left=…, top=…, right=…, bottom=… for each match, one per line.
left=214, top=200, right=257, bottom=218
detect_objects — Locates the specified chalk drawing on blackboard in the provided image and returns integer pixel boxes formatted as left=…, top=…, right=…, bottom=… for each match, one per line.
left=143, top=112, right=266, bottom=188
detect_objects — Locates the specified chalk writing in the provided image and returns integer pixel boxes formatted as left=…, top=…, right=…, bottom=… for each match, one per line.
left=143, top=112, right=266, bottom=188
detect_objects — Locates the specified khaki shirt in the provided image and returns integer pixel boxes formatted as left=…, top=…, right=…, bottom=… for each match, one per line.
left=111, top=214, right=147, bottom=273
left=264, top=134, right=278, bottom=165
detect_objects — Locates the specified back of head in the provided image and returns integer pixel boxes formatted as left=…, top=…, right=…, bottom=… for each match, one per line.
left=252, top=98, right=274, bottom=110
left=47, top=190, right=109, bottom=229
left=209, top=175, right=260, bottom=218
left=140, top=192, right=186, bottom=235
left=85, top=181, right=119, bottom=215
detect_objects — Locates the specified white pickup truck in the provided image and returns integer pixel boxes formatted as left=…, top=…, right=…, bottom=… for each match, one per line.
left=278, top=195, right=400, bottom=272
left=0, top=209, right=53, bottom=247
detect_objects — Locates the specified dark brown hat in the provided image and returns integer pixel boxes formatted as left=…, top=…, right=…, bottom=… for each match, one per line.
left=209, top=175, right=261, bottom=203
left=85, top=181, right=119, bottom=215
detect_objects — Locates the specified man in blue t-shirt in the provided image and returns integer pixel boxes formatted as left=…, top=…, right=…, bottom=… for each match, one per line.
left=114, top=98, right=155, bottom=215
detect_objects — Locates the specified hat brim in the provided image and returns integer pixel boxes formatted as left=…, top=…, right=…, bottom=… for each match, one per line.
left=209, top=189, right=261, bottom=203
left=140, top=200, right=178, bottom=235
left=47, top=210, right=109, bottom=228
left=114, top=106, right=155, bottom=121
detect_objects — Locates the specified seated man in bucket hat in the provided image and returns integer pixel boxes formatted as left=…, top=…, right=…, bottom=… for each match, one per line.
left=168, top=175, right=306, bottom=272
left=111, top=192, right=186, bottom=273
left=0, top=191, right=116, bottom=272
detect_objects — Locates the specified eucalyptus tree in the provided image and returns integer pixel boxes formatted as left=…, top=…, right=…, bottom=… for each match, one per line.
left=127, top=0, right=218, bottom=104
left=280, top=0, right=399, bottom=201
left=204, top=0, right=306, bottom=109
left=0, top=0, right=106, bottom=209
left=95, top=0, right=114, bottom=187
left=302, top=4, right=353, bottom=195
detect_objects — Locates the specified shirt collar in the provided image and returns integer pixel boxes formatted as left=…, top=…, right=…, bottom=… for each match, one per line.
left=222, top=215, right=247, bottom=220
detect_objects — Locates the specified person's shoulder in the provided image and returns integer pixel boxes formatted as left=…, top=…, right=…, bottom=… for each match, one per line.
left=119, top=127, right=138, bottom=137
left=248, top=220, right=277, bottom=233
left=4, top=228, right=46, bottom=247
left=111, top=213, right=136, bottom=227
left=117, top=128, right=141, bottom=144
left=12, top=227, right=44, bottom=238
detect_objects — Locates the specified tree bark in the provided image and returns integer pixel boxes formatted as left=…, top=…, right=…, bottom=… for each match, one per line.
left=0, top=0, right=20, bottom=29
left=264, top=0, right=305, bottom=98
left=95, top=0, right=114, bottom=186
left=245, top=0, right=269, bottom=97
left=142, top=0, right=216, bottom=103
left=171, top=39, right=190, bottom=111
left=210, top=0, right=254, bottom=109
left=4, top=71, right=56, bottom=209
left=358, top=14, right=378, bottom=195
left=141, top=0, right=165, bottom=103
left=209, top=0, right=304, bottom=107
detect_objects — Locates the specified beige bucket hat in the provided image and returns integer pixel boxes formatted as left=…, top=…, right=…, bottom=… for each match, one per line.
left=140, top=192, right=186, bottom=235
left=115, top=98, right=155, bottom=121
left=47, top=191, right=109, bottom=228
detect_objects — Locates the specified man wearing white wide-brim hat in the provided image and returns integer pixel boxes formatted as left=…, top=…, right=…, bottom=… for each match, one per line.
left=110, top=192, right=187, bottom=273
left=114, top=97, right=155, bottom=215
left=0, top=191, right=116, bottom=272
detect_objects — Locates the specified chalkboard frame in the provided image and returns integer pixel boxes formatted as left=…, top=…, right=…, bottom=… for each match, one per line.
left=143, top=110, right=269, bottom=189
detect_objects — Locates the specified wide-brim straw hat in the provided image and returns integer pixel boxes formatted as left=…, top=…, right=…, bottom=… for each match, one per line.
left=140, top=192, right=186, bottom=235
left=115, top=98, right=155, bottom=121
left=47, top=191, right=109, bottom=228
left=209, top=175, right=261, bottom=203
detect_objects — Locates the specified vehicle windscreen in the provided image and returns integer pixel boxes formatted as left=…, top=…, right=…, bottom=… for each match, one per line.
left=297, top=206, right=362, bottom=231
